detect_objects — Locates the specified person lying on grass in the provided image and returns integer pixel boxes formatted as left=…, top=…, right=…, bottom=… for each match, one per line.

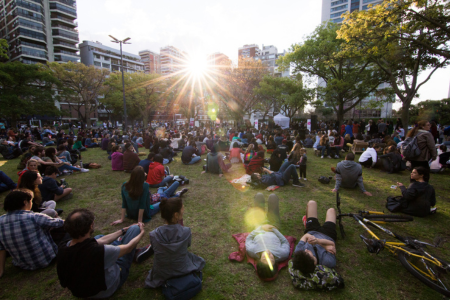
left=251, top=161, right=305, bottom=188
left=292, top=200, right=337, bottom=275
left=245, top=193, right=290, bottom=279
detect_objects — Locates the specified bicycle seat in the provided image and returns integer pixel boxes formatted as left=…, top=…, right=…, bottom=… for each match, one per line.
left=360, top=235, right=384, bottom=254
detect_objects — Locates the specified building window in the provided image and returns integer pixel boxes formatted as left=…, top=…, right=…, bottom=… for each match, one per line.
left=102, top=63, right=110, bottom=68
left=94, top=61, right=101, bottom=66
left=331, top=4, right=348, bottom=11
left=95, top=54, right=101, bottom=59
left=331, top=0, right=348, bottom=6
left=103, top=56, right=110, bottom=61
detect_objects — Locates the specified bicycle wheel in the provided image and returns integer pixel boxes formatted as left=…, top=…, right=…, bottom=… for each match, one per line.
left=398, top=250, right=450, bottom=297
left=363, top=214, right=413, bottom=222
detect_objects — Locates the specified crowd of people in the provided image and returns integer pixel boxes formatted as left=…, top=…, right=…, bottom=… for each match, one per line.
left=0, top=117, right=448, bottom=297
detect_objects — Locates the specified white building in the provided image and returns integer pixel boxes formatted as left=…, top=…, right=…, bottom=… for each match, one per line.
left=254, top=44, right=290, bottom=77
left=160, top=45, right=186, bottom=75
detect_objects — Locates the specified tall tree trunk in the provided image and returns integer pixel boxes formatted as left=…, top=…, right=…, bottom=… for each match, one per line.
left=401, top=99, right=412, bottom=131
left=336, top=102, right=344, bottom=128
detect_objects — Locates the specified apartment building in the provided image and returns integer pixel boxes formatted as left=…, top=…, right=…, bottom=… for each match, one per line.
left=79, top=40, right=144, bottom=73
left=139, top=49, right=160, bottom=74
left=254, top=44, right=290, bottom=77
left=206, top=52, right=230, bottom=67
left=160, top=45, right=186, bottom=75
left=238, top=44, right=261, bottom=66
left=0, top=0, right=79, bottom=64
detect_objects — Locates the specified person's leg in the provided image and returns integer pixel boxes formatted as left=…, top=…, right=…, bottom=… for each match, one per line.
left=254, top=192, right=265, bottom=210
left=322, top=208, right=338, bottom=242
left=0, top=171, right=16, bottom=191
left=278, top=161, right=292, bottom=173
left=42, top=200, right=56, bottom=210
left=188, top=156, right=201, bottom=164
left=267, top=194, right=280, bottom=227
left=149, top=202, right=160, bottom=217
left=157, top=176, right=173, bottom=187
left=54, top=188, right=72, bottom=201
left=325, top=208, right=336, bottom=224
left=306, top=200, right=318, bottom=219
left=40, top=208, right=57, bottom=218
left=164, top=181, right=180, bottom=197
left=115, top=225, right=141, bottom=288
left=282, top=164, right=300, bottom=184
left=58, top=164, right=81, bottom=172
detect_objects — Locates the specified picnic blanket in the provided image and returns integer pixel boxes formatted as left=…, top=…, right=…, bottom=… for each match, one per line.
left=230, top=174, right=251, bottom=185
left=228, top=232, right=297, bottom=281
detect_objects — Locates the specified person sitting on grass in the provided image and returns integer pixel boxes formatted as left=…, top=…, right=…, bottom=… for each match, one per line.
left=159, top=140, right=175, bottom=163
left=292, top=200, right=337, bottom=276
left=201, top=144, right=232, bottom=177
left=123, top=143, right=141, bottom=173
left=181, top=141, right=201, bottom=165
left=331, top=153, right=372, bottom=196
left=138, top=153, right=155, bottom=174
left=146, top=154, right=173, bottom=188
left=101, top=134, right=110, bottom=151
left=56, top=209, right=151, bottom=299
left=245, top=150, right=265, bottom=175
left=269, top=149, right=283, bottom=172
left=38, top=166, right=73, bottom=202
left=276, top=140, right=289, bottom=161
left=144, top=197, right=205, bottom=288
left=0, top=171, right=17, bottom=193
left=0, top=190, right=64, bottom=278
left=303, top=135, right=314, bottom=148
left=243, top=144, right=255, bottom=164
left=395, top=167, right=436, bottom=217
left=245, top=193, right=290, bottom=279
left=111, top=166, right=161, bottom=225
left=46, top=147, right=88, bottom=174
left=18, top=171, right=58, bottom=217
left=0, top=138, right=22, bottom=160
left=230, top=142, right=244, bottom=164
left=111, top=145, right=124, bottom=171
left=85, top=135, right=99, bottom=148
left=358, top=143, right=382, bottom=168
left=251, top=162, right=305, bottom=188
left=379, top=145, right=404, bottom=174
left=42, top=133, right=56, bottom=147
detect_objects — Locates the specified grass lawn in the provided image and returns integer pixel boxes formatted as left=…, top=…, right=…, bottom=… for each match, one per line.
left=1, top=148, right=449, bottom=300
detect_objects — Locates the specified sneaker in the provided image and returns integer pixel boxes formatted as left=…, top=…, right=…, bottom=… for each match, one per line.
left=292, top=182, right=305, bottom=187
left=304, top=178, right=307, bottom=181
left=430, top=207, right=437, bottom=214
left=63, top=170, right=70, bottom=174
left=321, top=156, right=324, bottom=159
left=165, top=166, right=170, bottom=175
left=335, top=155, right=339, bottom=159
left=302, top=215, right=307, bottom=227
left=135, top=244, right=154, bottom=263
left=56, top=209, right=64, bottom=215
left=80, top=168, right=89, bottom=173
left=327, top=156, right=331, bottom=158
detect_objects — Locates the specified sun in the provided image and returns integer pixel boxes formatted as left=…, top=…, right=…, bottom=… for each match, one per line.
left=187, top=54, right=208, bottom=77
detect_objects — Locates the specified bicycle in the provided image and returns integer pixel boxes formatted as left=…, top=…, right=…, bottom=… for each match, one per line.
left=336, top=192, right=450, bottom=297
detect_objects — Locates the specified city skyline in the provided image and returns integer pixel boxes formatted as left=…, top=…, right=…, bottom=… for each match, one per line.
left=76, top=0, right=448, bottom=108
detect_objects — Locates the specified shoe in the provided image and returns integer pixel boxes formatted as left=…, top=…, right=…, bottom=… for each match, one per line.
left=292, top=182, right=305, bottom=187
left=302, top=215, right=307, bottom=227
left=135, top=244, right=154, bottom=263
left=62, top=193, right=73, bottom=201
left=430, top=207, right=437, bottom=214
left=80, top=168, right=89, bottom=173
left=335, top=155, right=339, bottom=159
left=165, top=166, right=170, bottom=175
left=321, top=156, right=324, bottom=159
left=63, top=170, right=70, bottom=174
left=327, top=156, right=331, bottom=158
left=331, top=167, right=336, bottom=173
left=56, top=209, right=64, bottom=215
left=304, top=178, right=307, bottom=181
left=179, top=188, right=189, bottom=197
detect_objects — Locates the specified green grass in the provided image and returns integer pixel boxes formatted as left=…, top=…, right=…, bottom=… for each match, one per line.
left=0, top=148, right=449, bottom=300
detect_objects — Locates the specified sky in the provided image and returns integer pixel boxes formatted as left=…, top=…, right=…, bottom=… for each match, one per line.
left=77, top=0, right=450, bottom=109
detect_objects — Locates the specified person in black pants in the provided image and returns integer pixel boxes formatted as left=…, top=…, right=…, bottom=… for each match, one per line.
left=299, top=148, right=308, bottom=181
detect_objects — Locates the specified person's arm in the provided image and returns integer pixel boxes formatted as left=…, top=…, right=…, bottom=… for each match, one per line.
left=356, top=173, right=367, bottom=193
left=97, top=224, right=139, bottom=246
left=262, top=167, right=273, bottom=174
left=0, top=250, right=6, bottom=278
left=399, top=184, right=418, bottom=203
left=116, top=223, right=145, bottom=258
left=333, top=173, right=342, bottom=192
left=245, top=228, right=261, bottom=260
left=49, top=179, right=64, bottom=195
left=272, top=228, right=290, bottom=256
left=110, top=208, right=126, bottom=225
left=137, top=209, right=144, bottom=224
left=426, top=134, right=437, bottom=160
left=371, top=149, right=377, bottom=166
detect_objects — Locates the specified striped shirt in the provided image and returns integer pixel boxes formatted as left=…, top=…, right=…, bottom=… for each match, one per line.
left=0, top=210, right=64, bottom=270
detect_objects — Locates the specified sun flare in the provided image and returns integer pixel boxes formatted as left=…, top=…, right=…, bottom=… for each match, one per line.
left=187, top=54, right=208, bottom=77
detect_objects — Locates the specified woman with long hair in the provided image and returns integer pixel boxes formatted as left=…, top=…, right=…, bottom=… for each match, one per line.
left=266, top=135, right=277, bottom=151
left=288, top=143, right=302, bottom=164
left=18, top=171, right=58, bottom=217
left=144, top=197, right=205, bottom=288
left=405, top=120, right=437, bottom=177
left=318, top=135, right=331, bottom=158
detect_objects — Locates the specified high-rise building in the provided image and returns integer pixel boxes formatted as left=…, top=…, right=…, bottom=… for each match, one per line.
left=79, top=40, right=144, bottom=73
left=0, top=0, right=79, bottom=64
left=320, top=0, right=392, bottom=119
left=321, top=0, right=383, bottom=24
left=139, top=49, right=160, bottom=74
left=160, top=45, right=186, bottom=75
left=254, top=44, right=290, bottom=77
left=238, top=44, right=261, bottom=64
left=206, top=52, right=230, bottom=68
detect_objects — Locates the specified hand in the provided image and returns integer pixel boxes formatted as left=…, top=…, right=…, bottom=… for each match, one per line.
left=363, top=191, right=373, bottom=196
left=331, top=189, right=338, bottom=193
left=219, top=174, right=223, bottom=177
left=325, top=245, right=336, bottom=255
left=261, top=224, right=275, bottom=232
left=201, top=171, right=206, bottom=174
left=137, top=222, right=145, bottom=235
left=305, top=235, right=317, bottom=245
left=397, top=182, right=404, bottom=187
left=110, top=219, right=123, bottom=226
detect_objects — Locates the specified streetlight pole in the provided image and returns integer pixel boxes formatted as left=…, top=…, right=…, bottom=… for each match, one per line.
left=109, top=35, right=131, bottom=130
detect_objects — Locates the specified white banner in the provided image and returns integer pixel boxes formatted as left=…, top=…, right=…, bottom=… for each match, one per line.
left=254, top=120, right=258, bottom=129
left=307, top=119, right=311, bottom=132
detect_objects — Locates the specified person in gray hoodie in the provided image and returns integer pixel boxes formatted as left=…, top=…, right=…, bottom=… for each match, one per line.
left=145, top=197, right=205, bottom=288
left=331, top=153, right=372, bottom=196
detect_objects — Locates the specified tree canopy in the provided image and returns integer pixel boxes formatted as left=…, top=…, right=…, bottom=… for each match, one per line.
left=0, top=39, right=8, bottom=60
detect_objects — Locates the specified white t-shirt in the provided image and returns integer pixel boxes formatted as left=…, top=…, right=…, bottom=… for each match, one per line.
left=359, top=148, right=378, bottom=166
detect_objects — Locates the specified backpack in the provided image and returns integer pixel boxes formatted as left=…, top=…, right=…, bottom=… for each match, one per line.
left=318, top=176, right=332, bottom=184
left=400, top=132, right=423, bottom=160
left=288, top=261, right=345, bottom=291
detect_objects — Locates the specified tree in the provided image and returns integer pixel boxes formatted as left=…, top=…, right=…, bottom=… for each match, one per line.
left=214, top=58, right=268, bottom=120
left=337, top=1, right=449, bottom=128
left=103, top=72, right=164, bottom=126
left=278, top=22, right=391, bottom=125
left=254, top=76, right=311, bottom=121
left=401, top=99, right=450, bottom=125
left=0, top=62, right=60, bottom=125
left=48, top=62, right=109, bottom=128
left=0, top=39, right=8, bottom=60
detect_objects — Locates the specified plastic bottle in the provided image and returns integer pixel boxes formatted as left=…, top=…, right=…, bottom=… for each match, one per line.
left=79, top=160, right=83, bottom=169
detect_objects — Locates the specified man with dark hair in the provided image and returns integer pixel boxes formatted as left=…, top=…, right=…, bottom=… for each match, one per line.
left=292, top=200, right=337, bottom=276
left=57, top=209, right=151, bottom=298
left=39, top=166, right=73, bottom=202
left=138, top=152, right=155, bottom=174
left=0, top=190, right=64, bottom=277
left=181, top=142, right=201, bottom=165
left=251, top=162, right=305, bottom=188
left=331, top=153, right=372, bottom=196
left=276, top=139, right=289, bottom=160
left=245, top=193, right=289, bottom=279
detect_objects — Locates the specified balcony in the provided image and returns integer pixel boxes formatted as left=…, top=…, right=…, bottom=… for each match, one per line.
left=20, top=50, right=48, bottom=59
left=49, top=3, right=77, bottom=17
left=53, top=40, right=77, bottom=49
left=16, top=0, right=44, bottom=14
left=49, top=0, right=76, bottom=8
left=52, top=30, right=79, bottom=42
left=51, top=14, right=77, bottom=26
left=52, top=24, right=78, bottom=33
left=11, top=10, right=44, bottom=23
left=54, top=54, right=79, bottom=62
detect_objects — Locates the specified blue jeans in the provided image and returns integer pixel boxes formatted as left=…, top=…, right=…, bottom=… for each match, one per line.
left=184, top=156, right=201, bottom=165
left=148, top=176, right=173, bottom=188
left=58, top=164, right=81, bottom=172
left=157, top=181, right=180, bottom=198
left=86, top=143, right=98, bottom=148
left=317, top=145, right=329, bottom=156
left=278, top=161, right=300, bottom=184
left=0, top=171, right=17, bottom=193
left=94, top=224, right=141, bottom=290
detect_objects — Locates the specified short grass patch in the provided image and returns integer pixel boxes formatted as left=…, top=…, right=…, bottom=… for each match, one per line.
left=0, top=148, right=449, bottom=299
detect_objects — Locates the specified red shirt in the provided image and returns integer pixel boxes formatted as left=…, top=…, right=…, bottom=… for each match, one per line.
left=146, top=162, right=165, bottom=185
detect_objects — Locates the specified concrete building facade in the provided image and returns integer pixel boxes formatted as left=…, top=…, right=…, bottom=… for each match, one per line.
left=0, top=0, right=79, bottom=64
left=139, top=49, right=160, bottom=74
left=254, top=44, right=290, bottom=77
left=160, top=45, right=186, bottom=75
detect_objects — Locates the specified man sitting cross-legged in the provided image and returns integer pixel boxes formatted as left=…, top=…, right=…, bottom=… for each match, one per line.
left=292, top=200, right=337, bottom=275
left=56, top=209, right=152, bottom=299
left=245, top=193, right=290, bottom=279
left=0, top=190, right=64, bottom=278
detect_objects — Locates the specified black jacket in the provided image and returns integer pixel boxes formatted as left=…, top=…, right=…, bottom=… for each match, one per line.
left=400, top=181, right=436, bottom=217
left=38, top=177, right=64, bottom=202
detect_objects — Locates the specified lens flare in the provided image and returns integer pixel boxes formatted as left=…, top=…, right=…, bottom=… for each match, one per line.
left=263, top=251, right=274, bottom=271
left=244, top=207, right=265, bottom=229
